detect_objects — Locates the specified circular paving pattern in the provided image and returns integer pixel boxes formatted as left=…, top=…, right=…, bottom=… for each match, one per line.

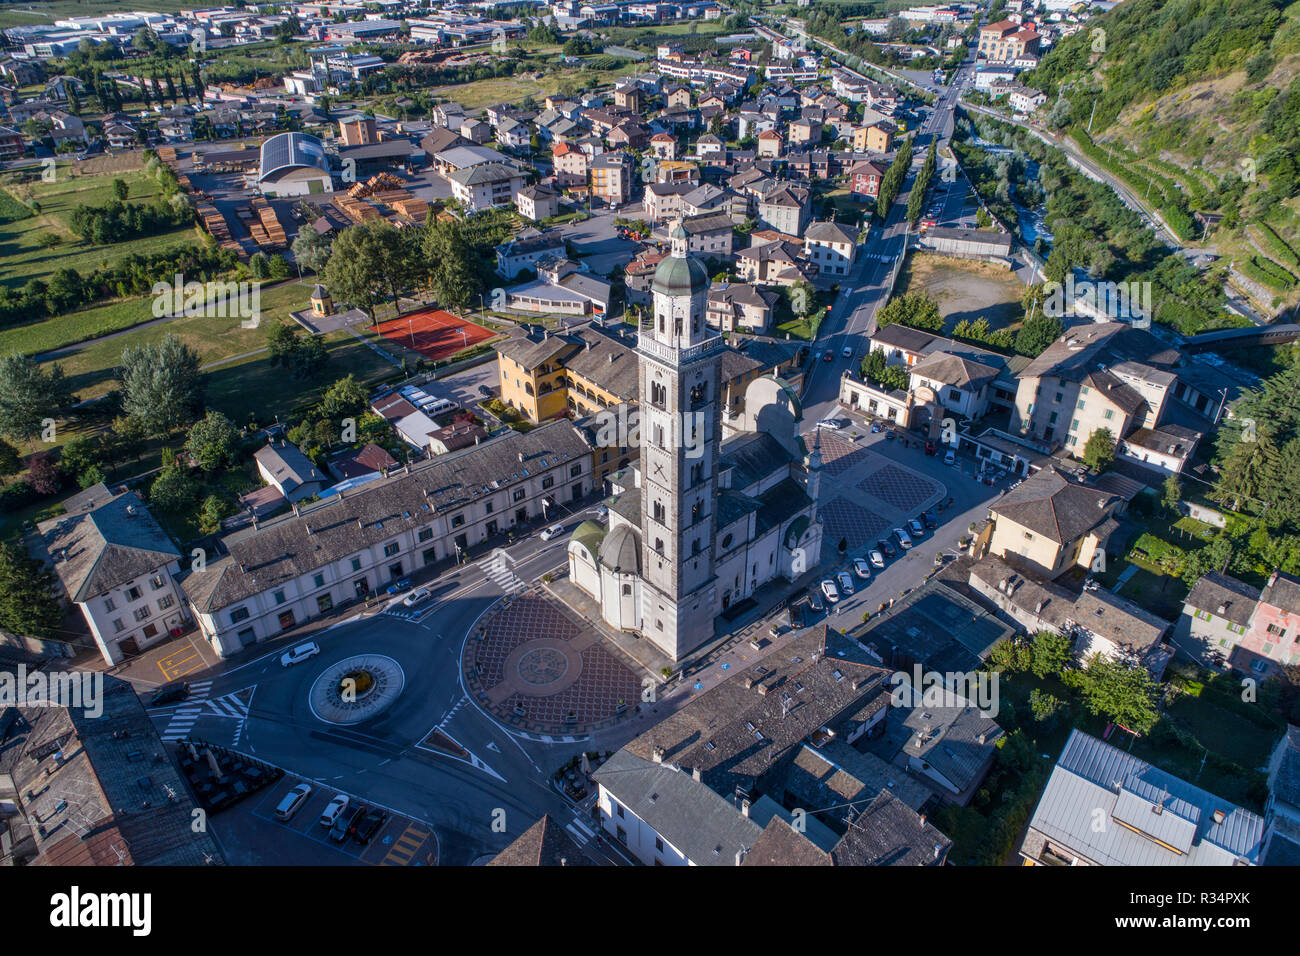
left=517, top=647, right=569, bottom=686
left=309, top=654, right=405, bottom=725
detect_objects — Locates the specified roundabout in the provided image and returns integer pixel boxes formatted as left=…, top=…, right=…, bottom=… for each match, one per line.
left=308, top=654, right=406, bottom=725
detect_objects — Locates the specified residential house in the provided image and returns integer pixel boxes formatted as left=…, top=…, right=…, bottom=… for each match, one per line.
left=254, top=441, right=328, bottom=503
left=496, top=228, right=566, bottom=279
left=756, top=183, right=810, bottom=237
left=848, top=160, right=886, bottom=200
left=515, top=183, right=560, bottom=222
left=447, top=162, right=525, bottom=212
left=590, top=151, right=634, bottom=205
left=706, top=282, right=778, bottom=334
left=1019, top=729, right=1262, bottom=866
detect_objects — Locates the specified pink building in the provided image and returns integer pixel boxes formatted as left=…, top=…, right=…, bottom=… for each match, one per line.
left=1239, top=571, right=1300, bottom=675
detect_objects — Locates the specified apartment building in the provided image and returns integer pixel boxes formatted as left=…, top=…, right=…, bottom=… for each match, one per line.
left=34, top=484, right=190, bottom=666
left=180, top=423, right=592, bottom=656
left=756, top=183, right=811, bottom=237
left=978, top=19, right=1040, bottom=61
left=590, top=151, right=634, bottom=205
left=447, top=162, right=525, bottom=212
left=803, top=220, right=856, bottom=277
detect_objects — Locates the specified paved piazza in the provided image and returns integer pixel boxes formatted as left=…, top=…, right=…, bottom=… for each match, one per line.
left=464, top=591, right=644, bottom=735
left=815, top=434, right=947, bottom=549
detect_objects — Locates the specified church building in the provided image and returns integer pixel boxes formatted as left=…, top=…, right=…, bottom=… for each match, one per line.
left=567, top=222, right=824, bottom=661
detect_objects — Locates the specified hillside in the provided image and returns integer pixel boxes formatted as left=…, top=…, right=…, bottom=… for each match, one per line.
left=1025, top=0, right=1300, bottom=315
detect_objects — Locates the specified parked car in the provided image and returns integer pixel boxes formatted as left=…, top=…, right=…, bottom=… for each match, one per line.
left=924, top=440, right=936, bottom=455
left=332, top=804, right=365, bottom=842
left=280, top=641, right=320, bottom=668
left=908, top=518, right=926, bottom=538
left=816, top=418, right=842, bottom=431
left=841, top=346, right=852, bottom=359
left=921, top=510, right=937, bottom=530
left=787, top=601, right=807, bottom=629
left=823, top=349, right=834, bottom=362
left=885, top=429, right=897, bottom=441
left=807, top=587, right=825, bottom=613
left=402, top=587, right=431, bottom=607
left=540, top=523, right=565, bottom=541
left=870, top=421, right=884, bottom=433
left=836, top=570, right=854, bottom=595
left=820, top=579, right=840, bottom=603
left=148, top=681, right=190, bottom=707
left=944, top=449, right=956, bottom=466
left=478, top=385, right=493, bottom=398
left=353, top=807, right=389, bottom=845
left=852, top=557, right=871, bottom=580
left=275, top=783, right=313, bottom=822
left=385, top=578, right=413, bottom=594
left=319, top=794, right=350, bottom=828
left=594, top=504, right=609, bottom=519
left=877, top=538, right=897, bottom=559
left=893, top=527, right=913, bottom=549
left=869, top=549, right=886, bottom=569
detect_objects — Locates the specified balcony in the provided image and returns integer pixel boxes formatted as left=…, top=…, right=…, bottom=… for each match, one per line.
left=637, top=332, right=724, bottom=367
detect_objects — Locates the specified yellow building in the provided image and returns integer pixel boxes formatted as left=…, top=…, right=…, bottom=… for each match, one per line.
left=985, top=467, right=1121, bottom=580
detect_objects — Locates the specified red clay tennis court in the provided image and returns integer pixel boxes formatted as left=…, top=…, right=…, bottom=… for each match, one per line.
left=374, top=308, right=494, bottom=361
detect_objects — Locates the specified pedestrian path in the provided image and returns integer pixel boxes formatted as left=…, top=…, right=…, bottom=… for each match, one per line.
left=478, top=550, right=523, bottom=592
left=565, top=815, right=596, bottom=847
left=159, top=680, right=213, bottom=741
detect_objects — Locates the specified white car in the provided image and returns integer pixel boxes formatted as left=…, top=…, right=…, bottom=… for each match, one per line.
left=403, top=587, right=431, bottom=607
left=836, top=570, right=854, bottom=595
left=908, top=518, right=926, bottom=539
left=853, top=557, right=872, bottom=580
left=539, top=523, right=565, bottom=541
left=816, top=418, right=843, bottom=431
left=280, top=641, right=320, bottom=668
left=944, top=449, right=956, bottom=466
left=869, top=549, right=886, bottom=569
left=820, top=579, right=840, bottom=604
left=893, top=528, right=913, bottom=549
left=319, top=794, right=350, bottom=828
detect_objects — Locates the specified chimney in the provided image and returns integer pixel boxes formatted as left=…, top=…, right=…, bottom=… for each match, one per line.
left=608, top=352, right=614, bottom=363
left=918, top=813, right=927, bottom=827
left=740, top=798, right=750, bottom=817
left=735, top=847, right=747, bottom=866
left=1269, top=570, right=1279, bottom=589
left=692, top=767, right=701, bottom=782
left=306, top=524, right=313, bottom=535
left=1217, top=603, right=1228, bottom=615
left=518, top=452, right=525, bottom=463
left=652, top=746, right=665, bottom=764
left=1035, top=600, right=1044, bottom=614
left=292, top=501, right=300, bottom=517
left=743, top=676, right=754, bottom=689
left=356, top=517, right=363, bottom=530
left=977, top=732, right=987, bottom=745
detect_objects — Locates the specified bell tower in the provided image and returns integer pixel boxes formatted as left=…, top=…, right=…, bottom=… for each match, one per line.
left=637, top=220, right=723, bottom=660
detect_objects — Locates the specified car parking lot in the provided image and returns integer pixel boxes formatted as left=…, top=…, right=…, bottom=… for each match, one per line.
left=211, top=775, right=439, bottom=866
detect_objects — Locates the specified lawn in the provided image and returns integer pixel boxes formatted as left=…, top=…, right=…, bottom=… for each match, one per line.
left=431, top=64, right=630, bottom=109
left=3, top=280, right=314, bottom=361
left=0, top=158, right=201, bottom=288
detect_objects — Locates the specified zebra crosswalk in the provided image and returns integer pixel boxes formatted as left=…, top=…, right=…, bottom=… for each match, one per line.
left=478, top=551, right=523, bottom=592
left=564, top=816, right=597, bottom=847
left=159, top=680, right=212, bottom=741
left=206, top=692, right=250, bottom=720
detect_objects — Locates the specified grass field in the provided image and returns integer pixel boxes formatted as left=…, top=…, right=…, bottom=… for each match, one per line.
left=0, top=275, right=309, bottom=359
left=432, top=64, right=629, bottom=108
left=0, top=158, right=200, bottom=289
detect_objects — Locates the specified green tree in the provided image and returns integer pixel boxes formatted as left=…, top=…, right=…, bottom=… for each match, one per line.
left=59, top=435, right=106, bottom=489
left=320, top=374, right=368, bottom=420
left=1030, top=630, right=1073, bottom=679
left=1014, top=311, right=1063, bottom=357
left=184, top=410, right=239, bottom=471
left=197, top=493, right=233, bottom=534
left=149, top=454, right=199, bottom=512
left=1082, top=427, right=1116, bottom=472
left=1066, top=654, right=1159, bottom=735
left=323, top=220, right=416, bottom=322
left=119, top=334, right=204, bottom=438
left=292, top=228, right=332, bottom=275
left=876, top=291, right=943, bottom=332
left=112, top=178, right=129, bottom=201
left=421, top=216, right=481, bottom=313
left=0, top=541, right=64, bottom=639
left=0, top=353, right=73, bottom=442
left=1162, top=474, right=1182, bottom=514
left=0, top=438, right=20, bottom=478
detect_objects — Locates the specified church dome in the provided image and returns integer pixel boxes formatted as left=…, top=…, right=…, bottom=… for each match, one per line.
left=651, top=252, right=710, bottom=297
left=598, top=523, right=642, bottom=574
